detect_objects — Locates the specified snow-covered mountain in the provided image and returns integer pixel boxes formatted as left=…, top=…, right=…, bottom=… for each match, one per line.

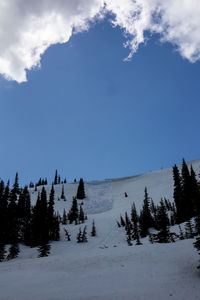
left=0, top=159, right=200, bottom=300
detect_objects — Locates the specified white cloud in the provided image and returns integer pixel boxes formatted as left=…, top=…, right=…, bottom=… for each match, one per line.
left=0, top=0, right=200, bottom=82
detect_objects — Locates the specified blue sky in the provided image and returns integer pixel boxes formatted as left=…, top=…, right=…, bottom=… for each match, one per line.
left=0, top=16, right=200, bottom=185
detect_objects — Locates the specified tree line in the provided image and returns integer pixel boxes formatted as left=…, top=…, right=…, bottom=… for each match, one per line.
left=0, top=173, right=60, bottom=261
left=118, top=159, right=200, bottom=252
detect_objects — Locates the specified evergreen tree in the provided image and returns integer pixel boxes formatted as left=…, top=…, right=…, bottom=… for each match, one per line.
left=125, top=212, right=131, bottom=229
left=172, top=164, right=183, bottom=223
left=127, top=234, right=133, bottom=246
left=139, top=187, right=154, bottom=237
left=8, top=185, right=19, bottom=245
left=19, top=186, right=31, bottom=245
left=13, top=172, right=20, bottom=195
left=60, top=185, right=66, bottom=201
left=195, top=215, right=200, bottom=235
left=135, top=232, right=142, bottom=245
left=77, top=228, right=82, bottom=243
left=7, top=243, right=19, bottom=260
left=79, top=205, right=85, bottom=223
left=178, top=225, right=185, bottom=240
left=0, top=181, right=8, bottom=245
left=181, top=159, right=193, bottom=220
left=0, top=243, right=6, bottom=262
left=82, top=226, right=88, bottom=242
left=184, top=219, right=194, bottom=239
left=190, top=165, right=200, bottom=216
left=54, top=170, right=58, bottom=185
left=51, top=214, right=60, bottom=241
left=76, top=178, right=86, bottom=200
left=68, top=197, right=78, bottom=224
left=39, top=186, right=49, bottom=242
left=117, top=221, right=121, bottom=228
left=91, top=220, right=96, bottom=237
left=131, top=202, right=138, bottom=224
left=194, top=237, right=200, bottom=268
left=38, top=243, right=51, bottom=257
left=62, top=209, right=67, bottom=225
left=64, top=229, right=71, bottom=241
left=154, top=200, right=171, bottom=243
left=120, top=215, right=125, bottom=227
left=48, top=185, right=55, bottom=240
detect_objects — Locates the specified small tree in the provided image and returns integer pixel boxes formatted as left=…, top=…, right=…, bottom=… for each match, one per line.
left=79, top=205, right=85, bottom=223
left=38, top=242, right=51, bottom=257
left=60, top=185, right=66, bottom=201
left=77, top=228, right=82, bottom=243
left=120, top=215, right=125, bottom=227
left=64, top=229, right=71, bottom=241
left=185, top=219, right=194, bottom=239
left=82, top=226, right=88, bottom=242
left=0, top=243, right=6, bottom=262
left=178, top=225, right=185, bottom=240
left=62, top=209, right=67, bottom=225
left=54, top=170, right=58, bottom=185
left=76, top=178, right=86, bottom=200
left=68, top=197, right=78, bottom=224
left=7, top=243, right=19, bottom=260
left=91, top=220, right=96, bottom=237
left=194, top=237, right=200, bottom=268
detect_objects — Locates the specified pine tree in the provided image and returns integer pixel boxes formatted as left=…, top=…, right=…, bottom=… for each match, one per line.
left=125, top=212, right=131, bottom=229
left=82, top=226, right=88, bottom=242
left=139, top=187, right=154, bottom=237
left=60, top=185, right=66, bottom=201
left=54, top=170, right=58, bottom=185
left=172, top=164, right=183, bottom=223
left=178, top=225, right=185, bottom=240
left=79, top=205, right=85, bottom=223
left=68, top=197, right=78, bottom=224
left=181, top=159, right=193, bottom=220
left=0, top=181, right=8, bottom=245
left=62, top=209, right=67, bottom=225
left=190, top=165, right=200, bottom=216
left=184, top=219, right=194, bottom=239
left=194, top=237, right=200, bottom=268
left=8, top=185, right=19, bottom=245
left=77, top=228, right=82, bottom=243
left=117, top=221, right=121, bottom=228
left=131, top=202, right=138, bottom=224
left=120, top=215, right=125, bottom=227
left=0, top=243, right=6, bottom=262
left=40, top=187, right=49, bottom=242
left=91, top=220, right=96, bottom=237
left=20, top=186, right=31, bottom=245
left=135, top=233, right=142, bottom=245
left=127, top=234, right=133, bottom=246
left=7, top=243, right=19, bottom=260
left=195, top=215, right=200, bottom=235
left=52, top=214, right=60, bottom=241
left=76, top=178, right=86, bottom=200
left=48, top=185, right=55, bottom=240
left=38, top=243, right=51, bottom=257
left=13, top=172, right=20, bottom=195
left=64, top=229, right=71, bottom=241
left=154, top=200, right=171, bottom=243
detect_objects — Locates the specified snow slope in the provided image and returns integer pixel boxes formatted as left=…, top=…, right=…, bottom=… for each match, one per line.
left=0, top=160, right=200, bottom=300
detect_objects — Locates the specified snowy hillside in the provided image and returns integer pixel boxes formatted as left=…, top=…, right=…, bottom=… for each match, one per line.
left=0, top=160, right=200, bottom=300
